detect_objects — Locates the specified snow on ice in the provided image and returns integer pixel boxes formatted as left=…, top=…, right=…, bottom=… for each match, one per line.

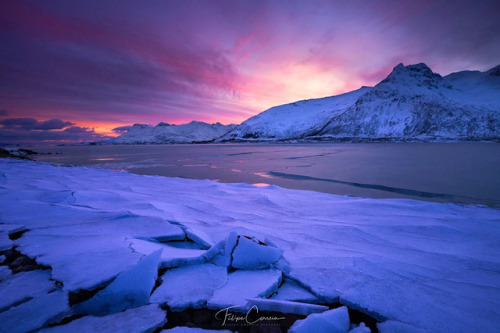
left=0, top=159, right=499, bottom=332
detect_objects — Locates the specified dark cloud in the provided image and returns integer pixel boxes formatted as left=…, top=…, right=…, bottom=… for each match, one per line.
left=0, top=109, right=8, bottom=116
left=0, top=117, right=74, bottom=130
left=0, top=117, right=105, bottom=145
left=112, top=125, right=132, bottom=133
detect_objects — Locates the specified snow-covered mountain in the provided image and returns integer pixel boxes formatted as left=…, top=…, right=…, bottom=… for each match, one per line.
left=107, top=121, right=236, bottom=144
left=221, top=63, right=500, bottom=141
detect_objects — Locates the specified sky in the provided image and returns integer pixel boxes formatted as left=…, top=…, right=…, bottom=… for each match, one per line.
left=1, top=0, right=499, bottom=144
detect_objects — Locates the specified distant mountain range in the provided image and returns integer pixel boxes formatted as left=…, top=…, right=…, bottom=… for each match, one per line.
left=105, top=121, right=236, bottom=144
left=108, top=63, right=500, bottom=144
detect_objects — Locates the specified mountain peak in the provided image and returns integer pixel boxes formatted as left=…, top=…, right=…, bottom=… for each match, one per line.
left=380, top=62, right=442, bottom=87
left=487, top=64, right=500, bottom=76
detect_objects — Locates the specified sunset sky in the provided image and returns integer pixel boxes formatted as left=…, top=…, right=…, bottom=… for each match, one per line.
left=1, top=0, right=499, bottom=143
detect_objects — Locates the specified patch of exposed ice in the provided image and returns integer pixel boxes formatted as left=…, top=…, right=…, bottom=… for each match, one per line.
left=151, top=263, right=227, bottom=311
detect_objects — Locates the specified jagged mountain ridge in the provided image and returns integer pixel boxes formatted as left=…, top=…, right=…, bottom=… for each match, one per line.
left=107, top=121, right=236, bottom=144
left=221, top=63, right=500, bottom=141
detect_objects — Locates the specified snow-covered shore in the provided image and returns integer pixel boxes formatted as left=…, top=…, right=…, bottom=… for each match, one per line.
left=0, top=158, right=499, bottom=332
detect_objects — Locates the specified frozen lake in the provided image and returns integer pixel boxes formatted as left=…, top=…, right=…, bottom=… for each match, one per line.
left=32, top=143, right=500, bottom=207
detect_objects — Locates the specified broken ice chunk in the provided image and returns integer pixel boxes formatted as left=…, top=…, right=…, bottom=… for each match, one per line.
left=40, top=304, right=166, bottom=333
left=129, top=238, right=207, bottom=268
left=0, top=270, right=56, bottom=312
left=75, top=250, right=162, bottom=316
left=246, top=298, right=329, bottom=316
left=150, top=263, right=227, bottom=311
left=289, top=306, right=350, bottom=333
left=232, top=236, right=283, bottom=269
left=207, top=269, right=282, bottom=310
left=0, top=290, right=69, bottom=333
left=271, top=278, right=320, bottom=303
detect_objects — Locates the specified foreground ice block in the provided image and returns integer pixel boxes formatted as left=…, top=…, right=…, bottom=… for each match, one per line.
left=0, top=270, right=56, bottom=312
left=232, top=236, right=283, bottom=269
left=0, top=290, right=69, bottom=333
left=246, top=298, right=328, bottom=315
left=129, top=238, right=207, bottom=268
left=75, top=250, right=162, bottom=316
left=16, top=235, right=144, bottom=292
left=271, top=278, right=320, bottom=303
left=349, top=322, right=372, bottom=333
left=207, top=269, right=282, bottom=309
left=40, top=304, right=167, bottom=333
left=151, top=263, right=227, bottom=311
left=289, top=306, right=350, bottom=333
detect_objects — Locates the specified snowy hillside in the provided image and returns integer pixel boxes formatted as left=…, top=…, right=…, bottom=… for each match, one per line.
left=221, top=63, right=500, bottom=141
left=108, top=121, right=236, bottom=144
left=219, top=87, right=371, bottom=141
left=1, top=159, right=500, bottom=332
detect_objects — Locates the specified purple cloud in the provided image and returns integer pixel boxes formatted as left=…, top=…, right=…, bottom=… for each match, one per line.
left=112, top=125, right=132, bottom=134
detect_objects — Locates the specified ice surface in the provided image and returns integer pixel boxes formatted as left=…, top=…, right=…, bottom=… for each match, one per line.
left=245, top=298, right=328, bottom=315
left=151, top=263, right=227, bottom=311
left=76, top=250, right=162, bottom=316
left=0, top=290, right=69, bottom=333
left=289, top=306, right=350, bottom=333
left=1, top=159, right=500, bottom=332
left=40, top=304, right=166, bottom=333
left=271, top=278, right=320, bottom=303
left=129, top=238, right=207, bottom=268
left=0, top=270, right=56, bottom=312
left=207, top=269, right=282, bottom=309
left=232, top=236, right=283, bottom=269
left=0, top=254, right=5, bottom=264
left=377, top=320, right=428, bottom=333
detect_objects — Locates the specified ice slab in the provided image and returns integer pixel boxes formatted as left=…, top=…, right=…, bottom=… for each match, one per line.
left=246, top=298, right=328, bottom=315
left=151, top=263, right=227, bottom=311
left=0, top=266, right=11, bottom=281
left=129, top=238, right=207, bottom=268
left=0, top=233, right=12, bottom=251
left=289, top=306, right=350, bottom=333
left=16, top=235, right=143, bottom=292
left=377, top=320, right=428, bottom=333
left=207, top=269, right=282, bottom=309
left=40, top=304, right=167, bottom=333
left=232, top=236, right=283, bottom=269
left=0, top=290, right=69, bottom=333
left=0, top=255, right=5, bottom=264
left=0, top=270, right=56, bottom=312
left=0, top=224, right=25, bottom=235
left=76, top=250, right=162, bottom=316
left=271, top=278, right=320, bottom=303
left=207, top=232, right=238, bottom=267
